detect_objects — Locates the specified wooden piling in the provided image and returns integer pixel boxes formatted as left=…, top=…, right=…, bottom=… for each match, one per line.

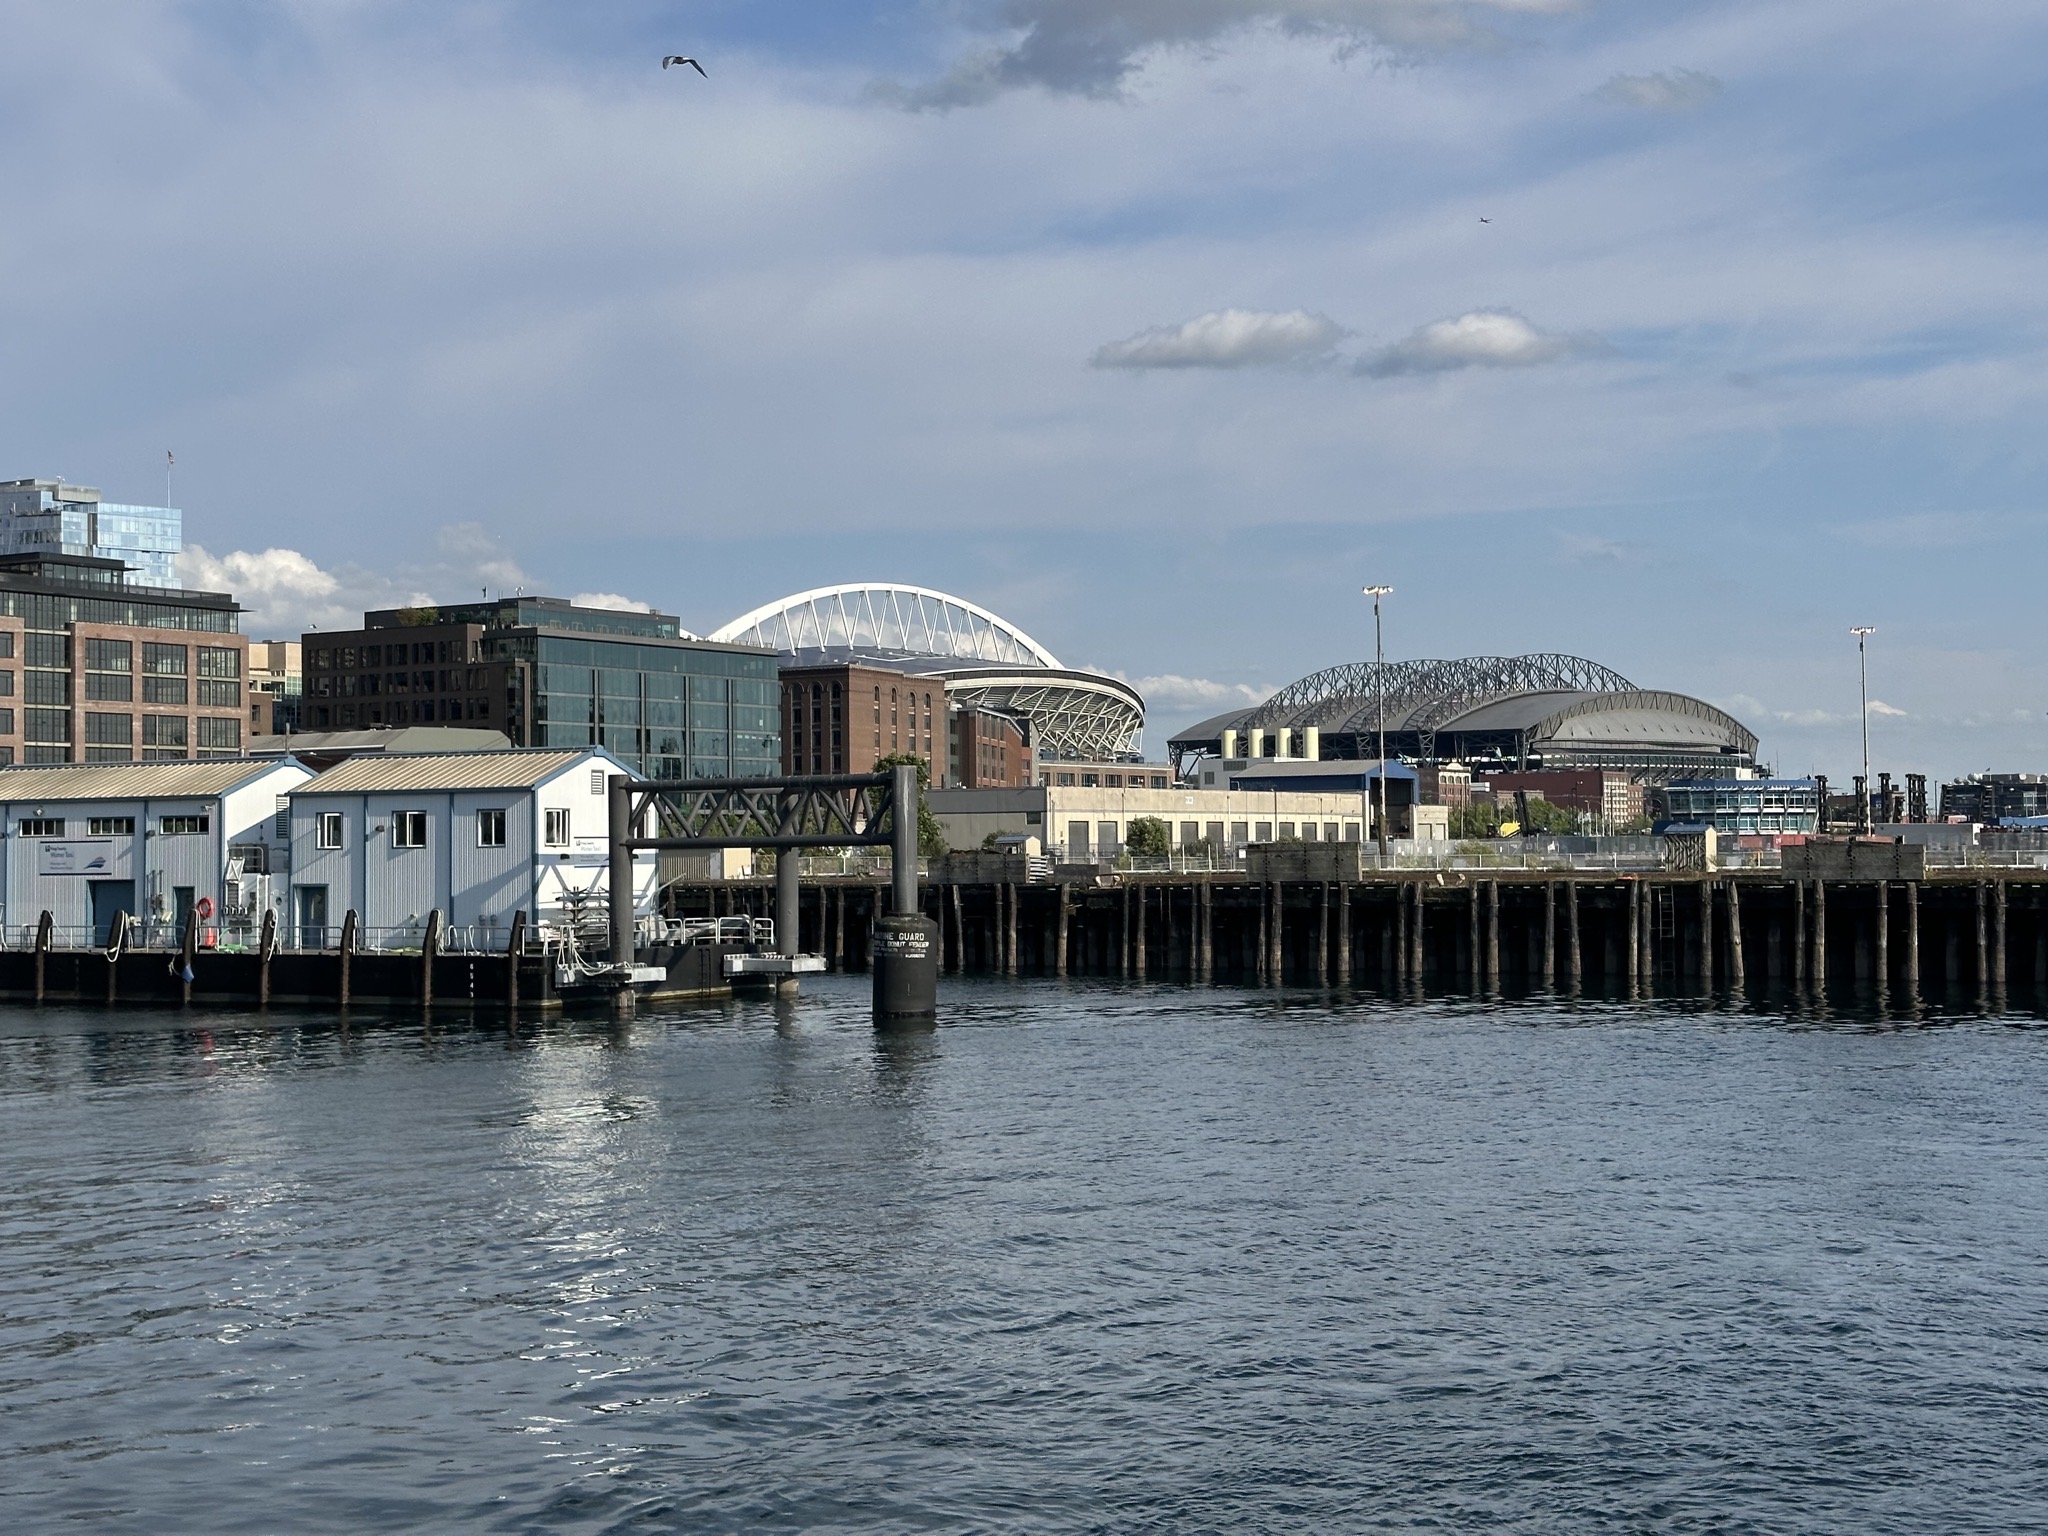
left=1566, top=881, right=1580, bottom=986
left=1411, top=881, right=1426, bottom=980
left=1627, top=881, right=1641, bottom=997
left=1484, top=880, right=1499, bottom=987
left=1904, top=881, right=1919, bottom=989
left=1700, top=880, right=1714, bottom=987
left=1812, top=880, right=1827, bottom=988
left=258, top=909, right=276, bottom=1008
left=106, top=911, right=125, bottom=1006
left=34, top=910, right=50, bottom=1004
left=1316, top=881, right=1329, bottom=987
left=1467, top=881, right=1481, bottom=990
left=339, top=909, right=357, bottom=1006
left=1994, top=881, right=2008, bottom=990
left=1198, top=881, right=1213, bottom=985
left=506, top=910, right=525, bottom=1010
left=948, top=885, right=963, bottom=974
left=1874, top=882, right=1888, bottom=986
left=1792, top=881, right=1806, bottom=987
left=1055, top=884, right=1070, bottom=977
left=1543, top=882, right=1556, bottom=987
left=1135, top=885, right=1148, bottom=981
left=1976, top=882, right=1989, bottom=996
left=421, top=909, right=441, bottom=1006
left=1727, top=878, right=1745, bottom=988
left=1336, top=883, right=1351, bottom=986
left=1266, top=880, right=1282, bottom=986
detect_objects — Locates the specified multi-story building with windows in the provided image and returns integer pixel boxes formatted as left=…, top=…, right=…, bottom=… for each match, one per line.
left=248, top=640, right=302, bottom=735
left=300, top=597, right=779, bottom=779
left=778, top=662, right=944, bottom=782
left=0, top=479, right=182, bottom=587
left=0, top=553, right=246, bottom=765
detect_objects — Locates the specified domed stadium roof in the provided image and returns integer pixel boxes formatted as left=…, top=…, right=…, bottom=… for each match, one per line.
left=1170, top=653, right=1755, bottom=780
left=711, top=584, right=1144, bottom=760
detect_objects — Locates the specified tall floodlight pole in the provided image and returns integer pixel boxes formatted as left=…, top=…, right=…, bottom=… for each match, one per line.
left=1364, top=586, right=1394, bottom=857
left=1852, top=625, right=1877, bottom=831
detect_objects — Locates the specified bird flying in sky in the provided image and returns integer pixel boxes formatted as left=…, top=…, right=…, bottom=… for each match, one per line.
left=1478, top=217, right=1491, bottom=223
left=663, top=56, right=707, bottom=77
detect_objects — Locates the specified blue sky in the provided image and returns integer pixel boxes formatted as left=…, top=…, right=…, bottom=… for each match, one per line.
left=2, top=0, right=2044, bottom=778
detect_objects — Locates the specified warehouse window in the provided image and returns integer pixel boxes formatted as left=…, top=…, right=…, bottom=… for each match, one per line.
left=18, top=818, right=63, bottom=837
left=88, top=817, right=134, bottom=836
left=590, top=769, right=605, bottom=796
left=160, top=815, right=210, bottom=835
left=393, top=811, right=427, bottom=848
left=316, top=812, right=344, bottom=850
left=477, top=809, right=506, bottom=848
left=545, top=808, right=570, bottom=847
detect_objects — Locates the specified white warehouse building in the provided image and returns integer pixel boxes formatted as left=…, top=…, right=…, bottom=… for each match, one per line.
left=285, top=748, right=656, bottom=949
left=0, top=758, right=314, bottom=946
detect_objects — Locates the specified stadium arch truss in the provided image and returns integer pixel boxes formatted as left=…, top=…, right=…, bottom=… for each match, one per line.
left=1173, top=653, right=1756, bottom=781
left=711, top=584, right=1145, bottom=761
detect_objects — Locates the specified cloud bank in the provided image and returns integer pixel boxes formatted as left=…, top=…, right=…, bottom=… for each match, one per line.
left=903, top=0, right=1580, bottom=106
left=1093, top=308, right=1344, bottom=369
left=1357, top=309, right=1598, bottom=377
left=1595, top=69, right=1723, bottom=113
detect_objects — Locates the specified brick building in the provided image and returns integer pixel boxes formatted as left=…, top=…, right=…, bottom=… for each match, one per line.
left=0, top=554, right=247, bottom=765
left=779, top=662, right=943, bottom=781
left=949, top=705, right=1031, bottom=789
left=1486, top=768, right=1644, bottom=829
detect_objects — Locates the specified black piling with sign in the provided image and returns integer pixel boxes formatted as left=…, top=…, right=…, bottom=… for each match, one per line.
left=872, top=764, right=939, bottom=1026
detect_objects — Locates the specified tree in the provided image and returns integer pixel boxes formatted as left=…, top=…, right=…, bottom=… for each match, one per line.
left=873, top=753, right=949, bottom=857
left=1125, top=816, right=1170, bottom=858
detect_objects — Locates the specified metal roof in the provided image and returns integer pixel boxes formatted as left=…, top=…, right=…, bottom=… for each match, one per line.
left=0, top=758, right=301, bottom=801
left=294, top=748, right=618, bottom=796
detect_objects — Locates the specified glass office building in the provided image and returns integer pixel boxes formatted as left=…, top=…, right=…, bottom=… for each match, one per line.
left=303, top=597, right=779, bottom=779
left=0, top=480, right=181, bottom=588
left=1661, top=778, right=1821, bottom=836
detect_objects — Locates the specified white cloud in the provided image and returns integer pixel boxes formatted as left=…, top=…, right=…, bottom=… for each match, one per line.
left=1124, top=672, right=1272, bottom=711
left=1869, top=699, right=1907, bottom=717
left=571, top=592, right=654, bottom=612
left=1358, top=309, right=1597, bottom=377
left=1594, top=69, right=1723, bottom=113
left=1093, top=308, right=1344, bottom=370
left=899, top=0, right=1581, bottom=106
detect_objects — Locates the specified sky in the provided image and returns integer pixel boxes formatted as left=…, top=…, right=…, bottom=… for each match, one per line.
left=2, top=0, right=2045, bottom=780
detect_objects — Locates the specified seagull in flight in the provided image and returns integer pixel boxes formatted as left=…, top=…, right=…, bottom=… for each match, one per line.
left=663, top=55, right=707, bottom=77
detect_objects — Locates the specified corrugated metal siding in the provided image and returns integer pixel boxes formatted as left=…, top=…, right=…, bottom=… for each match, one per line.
left=449, top=791, right=534, bottom=926
left=0, top=760, right=285, bottom=800
left=297, top=749, right=610, bottom=796
left=363, top=793, right=444, bottom=932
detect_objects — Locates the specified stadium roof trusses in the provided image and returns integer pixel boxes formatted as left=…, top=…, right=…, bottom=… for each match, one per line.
left=711, top=584, right=1145, bottom=761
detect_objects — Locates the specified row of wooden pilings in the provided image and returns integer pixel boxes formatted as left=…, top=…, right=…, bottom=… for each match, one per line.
left=680, top=875, right=2048, bottom=993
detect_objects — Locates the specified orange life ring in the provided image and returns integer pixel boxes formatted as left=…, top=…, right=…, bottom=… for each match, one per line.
left=194, top=896, right=216, bottom=920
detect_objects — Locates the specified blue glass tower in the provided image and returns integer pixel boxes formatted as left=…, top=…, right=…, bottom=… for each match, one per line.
left=0, top=479, right=181, bottom=587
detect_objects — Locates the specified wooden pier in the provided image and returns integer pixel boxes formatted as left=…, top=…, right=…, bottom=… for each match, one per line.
left=666, top=859, right=2048, bottom=1000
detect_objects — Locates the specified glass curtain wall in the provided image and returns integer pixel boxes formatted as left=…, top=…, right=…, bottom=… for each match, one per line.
left=525, top=636, right=778, bottom=778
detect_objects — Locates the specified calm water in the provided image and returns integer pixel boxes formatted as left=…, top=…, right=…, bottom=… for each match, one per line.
left=3, top=978, right=2047, bottom=1533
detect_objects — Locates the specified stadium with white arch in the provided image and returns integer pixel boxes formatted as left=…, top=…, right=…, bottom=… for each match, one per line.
left=709, top=585, right=1146, bottom=762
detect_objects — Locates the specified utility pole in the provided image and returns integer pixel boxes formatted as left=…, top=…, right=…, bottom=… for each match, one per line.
left=1364, top=585, right=1394, bottom=857
left=1852, top=626, right=1877, bottom=832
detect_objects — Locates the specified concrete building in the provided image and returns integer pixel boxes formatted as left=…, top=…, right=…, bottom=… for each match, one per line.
left=285, top=747, right=656, bottom=948
left=0, top=757, right=312, bottom=945
left=929, top=782, right=1449, bottom=861
left=1034, top=760, right=1175, bottom=790
left=1939, top=774, right=2048, bottom=823
left=1660, top=778, right=1821, bottom=838
left=0, top=553, right=246, bottom=766
left=778, top=661, right=944, bottom=782
left=0, top=479, right=182, bottom=588
left=301, top=597, right=779, bottom=779
left=249, top=640, right=302, bottom=735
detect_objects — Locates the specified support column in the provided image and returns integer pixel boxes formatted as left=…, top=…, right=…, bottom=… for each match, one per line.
left=1994, top=880, right=2008, bottom=991
left=1118, top=886, right=1130, bottom=979
left=1336, top=883, right=1351, bottom=986
left=781, top=852, right=804, bottom=961
left=1875, top=881, right=1889, bottom=987
left=1394, top=883, right=1408, bottom=982
left=1055, top=884, right=1070, bottom=977
left=1813, top=879, right=1827, bottom=989
left=1792, top=881, right=1806, bottom=988
left=1267, top=880, right=1283, bottom=986
left=1976, top=882, right=1989, bottom=998
left=1006, top=883, right=1019, bottom=976
left=1566, top=881, right=1580, bottom=986
left=1467, top=882, right=1481, bottom=991
left=1411, top=881, right=1426, bottom=981
left=1198, top=882, right=1213, bottom=985
left=1701, top=880, right=1714, bottom=988
left=1484, top=880, right=1499, bottom=986
left=1316, top=881, right=1330, bottom=988
left=1727, top=879, right=1745, bottom=988
left=1543, top=882, right=1556, bottom=988
left=1135, top=885, right=1148, bottom=981
left=1905, top=881, right=1920, bottom=990
left=1627, top=882, right=1641, bottom=997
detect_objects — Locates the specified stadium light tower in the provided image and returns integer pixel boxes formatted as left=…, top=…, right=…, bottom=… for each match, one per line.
left=1852, top=625, right=1877, bottom=831
left=1364, top=585, right=1394, bottom=856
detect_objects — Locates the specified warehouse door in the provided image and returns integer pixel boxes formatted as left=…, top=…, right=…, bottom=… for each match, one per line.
left=89, top=880, right=135, bottom=946
left=294, top=886, right=329, bottom=950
